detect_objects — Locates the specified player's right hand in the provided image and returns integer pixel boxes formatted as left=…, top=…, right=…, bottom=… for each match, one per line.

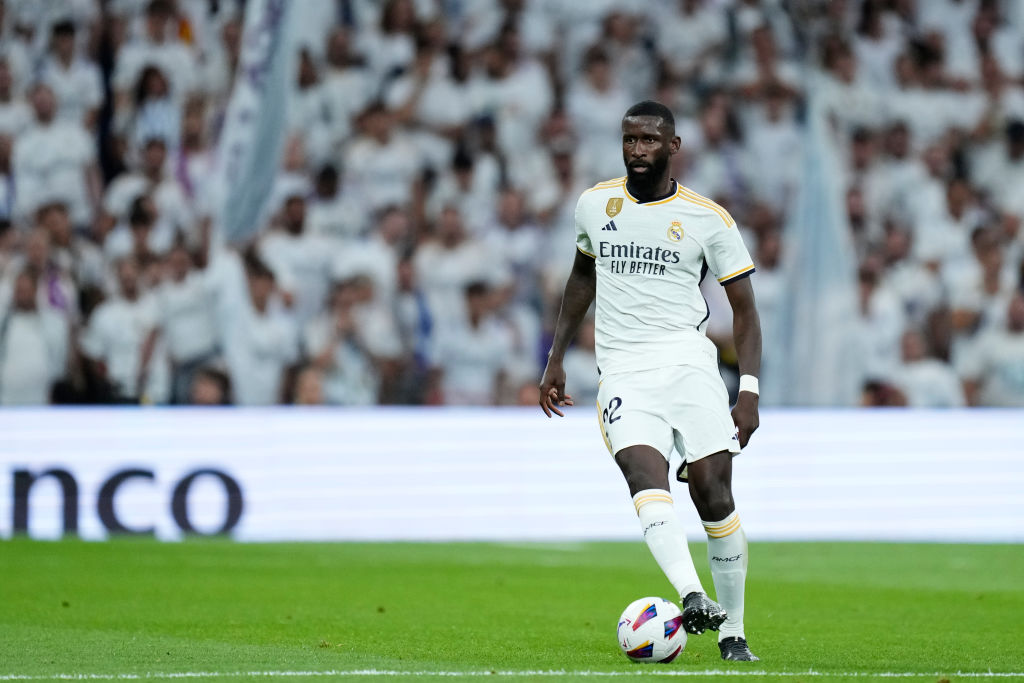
left=539, top=362, right=573, bottom=418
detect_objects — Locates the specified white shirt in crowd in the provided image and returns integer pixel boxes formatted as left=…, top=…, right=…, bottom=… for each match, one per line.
left=303, top=315, right=378, bottom=406
left=563, top=344, right=599, bottom=408
left=79, top=293, right=169, bottom=402
left=958, top=329, right=1024, bottom=406
left=469, top=58, right=553, bottom=168
left=343, top=133, right=424, bottom=214
left=321, top=66, right=375, bottom=148
left=331, top=237, right=398, bottom=310
left=854, top=287, right=906, bottom=383
left=0, top=98, right=33, bottom=137
left=12, top=119, right=96, bottom=225
left=385, top=63, right=475, bottom=132
left=208, top=253, right=299, bottom=406
left=259, top=230, right=335, bottom=325
left=103, top=172, right=196, bottom=245
left=893, top=358, right=966, bottom=408
left=0, top=307, right=67, bottom=405
left=39, top=55, right=103, bottom=124
left=656, top=4, right=728, bottom=82
left=413, top=238, right=491, bottom=330
left=425, top=155, right=502, bottom=230
left=306, top=192, right=367, bottom=241
left=566, top=78, right=633, bottom=181
left=430, top=314, right=513, bottom=405
left=112, top=36, right=198, bottom=100
left=155, top=271, right=218, bottom=364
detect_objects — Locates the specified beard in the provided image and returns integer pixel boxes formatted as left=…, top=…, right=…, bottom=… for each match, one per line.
left=625, top=154, right=670, bottom=191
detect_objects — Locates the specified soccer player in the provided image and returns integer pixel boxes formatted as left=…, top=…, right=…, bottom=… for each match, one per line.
left=539, top=101, right=762, bottom=662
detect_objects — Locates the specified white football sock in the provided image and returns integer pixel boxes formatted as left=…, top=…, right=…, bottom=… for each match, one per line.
left=703, top=511, right=748, bottom=641
left=632, top=489, right=703, bottom=601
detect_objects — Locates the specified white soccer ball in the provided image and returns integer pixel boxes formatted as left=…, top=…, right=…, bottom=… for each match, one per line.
left=616, top=596, right=686, bottom=663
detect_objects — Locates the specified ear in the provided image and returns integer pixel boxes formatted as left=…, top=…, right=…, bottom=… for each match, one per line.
left=669, top=135, right=681, bottom=155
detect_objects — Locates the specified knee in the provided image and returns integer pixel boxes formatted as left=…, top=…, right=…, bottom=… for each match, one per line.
left=614, top=446, right=669, bottom=496
left=690, top=480, right=735, bottom=522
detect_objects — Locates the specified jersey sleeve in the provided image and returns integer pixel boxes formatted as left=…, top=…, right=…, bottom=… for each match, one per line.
left=703, top=218, right=755, bottom=286
left=574, top=196, right=595, bottom=258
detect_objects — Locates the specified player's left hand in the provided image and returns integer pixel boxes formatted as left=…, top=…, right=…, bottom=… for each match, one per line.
left=731, top=392, right=759, bottom=448
left=538, top=361, right=574, bottom=418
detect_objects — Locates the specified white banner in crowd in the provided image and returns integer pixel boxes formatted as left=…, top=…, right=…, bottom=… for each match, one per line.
left=207, top=0, right=295, bottom=245
left=0, top=409, right=1021, bottom=543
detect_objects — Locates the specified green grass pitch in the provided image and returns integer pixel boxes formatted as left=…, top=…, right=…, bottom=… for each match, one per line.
left=1, top=540, right=1022, bottom=682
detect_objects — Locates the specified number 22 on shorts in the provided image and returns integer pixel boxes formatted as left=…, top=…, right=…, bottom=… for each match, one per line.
left=603, top=396, right=623, bottom=425
left=598, top=396, right=622, bottom=455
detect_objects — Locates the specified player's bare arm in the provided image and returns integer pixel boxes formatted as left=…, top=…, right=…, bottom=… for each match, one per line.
left=539, top=249, right=596, bottom=417
left=724, top=277, right=762, bottom=448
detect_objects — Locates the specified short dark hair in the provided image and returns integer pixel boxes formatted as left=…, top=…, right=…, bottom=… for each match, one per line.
left=1007, top=119, right=1024, bottom=144
left=316, top=163, right=339, bottom=185
left=52, top=20, right=76, bottom=38
left=624, top=100, right=675, bottom=132
left=147, top=0, right=174, bottom=17
left=465, top=281, right=489, bottom=298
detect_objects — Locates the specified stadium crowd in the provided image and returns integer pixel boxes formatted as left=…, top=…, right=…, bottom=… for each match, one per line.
left=0, top=0, right=1022, bottom=408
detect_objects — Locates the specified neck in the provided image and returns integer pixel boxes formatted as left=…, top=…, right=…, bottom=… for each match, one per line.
left=626, top=176, right=674, bottom=204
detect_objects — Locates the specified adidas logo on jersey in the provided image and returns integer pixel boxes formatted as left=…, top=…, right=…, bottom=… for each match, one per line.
left=602, top=221, right=618, bottom=231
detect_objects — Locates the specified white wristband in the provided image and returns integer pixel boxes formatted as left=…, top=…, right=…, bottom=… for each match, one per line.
left=739, top=375, right=759, bottom=396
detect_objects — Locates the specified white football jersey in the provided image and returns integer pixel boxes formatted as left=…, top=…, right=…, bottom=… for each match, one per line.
left=575, top=177, right=755, bottom=375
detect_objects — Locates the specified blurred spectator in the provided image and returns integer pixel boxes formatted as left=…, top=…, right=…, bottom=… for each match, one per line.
left=414, top=205, right=489, bottom=330
left=291, top=364, right=327, bottom=406
left=126, top=65, right=181, bottom=153
left=0, top=59, right=32, bottom=137
left=426, top=145, right=501, bottom=231
left=357, top=0, right=418, bottom=85
left=189, top=366, right=232, bottom=406
left=0, top=220, right=14, bottom=276
left=427, top=281, right=512, bottom=405
left=0, top=267, right=69, bottom=405
left=852, top=0, right=903, bottom=92
left=343, top=103, right=424, bottom=215
left=854, top=257, right=905, bottom=384
left=155, top=243, right=219, bottom=403
left=567, top=46, right=633, bottom=181
left=861, top=380, right=908, bottom=407
left=893, top=328, right=966, bottom=408
left=562, top=316, right=599, bottom=408
left=732, top=24, right=801, bottom=104
left=13, top=83, right=100, bottom=228
left=0, top=228, right=79, bottom=323
left=290, top=49, right=333, bottom=168
left=259, top=192, right=335, bottom=325
left=320, top=27, right=374, bottom=151
left=974, top=120, right=1024, bottom=215
left=306, top=164, right=366, bottom=241
left=960, top=292, right=1024, bottom=406
left=470, top=23, right=553, bottom=170
left=304, top=278, right=379, bottom=406
left=102, top=137, right=194, bottom=249
left=657, top=0, right=727, bottom=86
left=39, top=201, right=105, bottom=294
left=112, top=0, right=197, bottom=110
left=39, top=19, right=103, bottom=128
left=217, top=250, right=298, bottom=406
left=79, top=257, right=167, bottom=403
left=686, top=94, right=752, bottom=212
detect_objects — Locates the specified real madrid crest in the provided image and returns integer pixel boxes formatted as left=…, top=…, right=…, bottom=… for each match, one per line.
left=667, top=221, right=684, bottom=242
left=606, top=197, right=623, bottom=217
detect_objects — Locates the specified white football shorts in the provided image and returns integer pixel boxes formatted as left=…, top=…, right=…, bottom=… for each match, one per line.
left=595, top=362, right=741, bottom=471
